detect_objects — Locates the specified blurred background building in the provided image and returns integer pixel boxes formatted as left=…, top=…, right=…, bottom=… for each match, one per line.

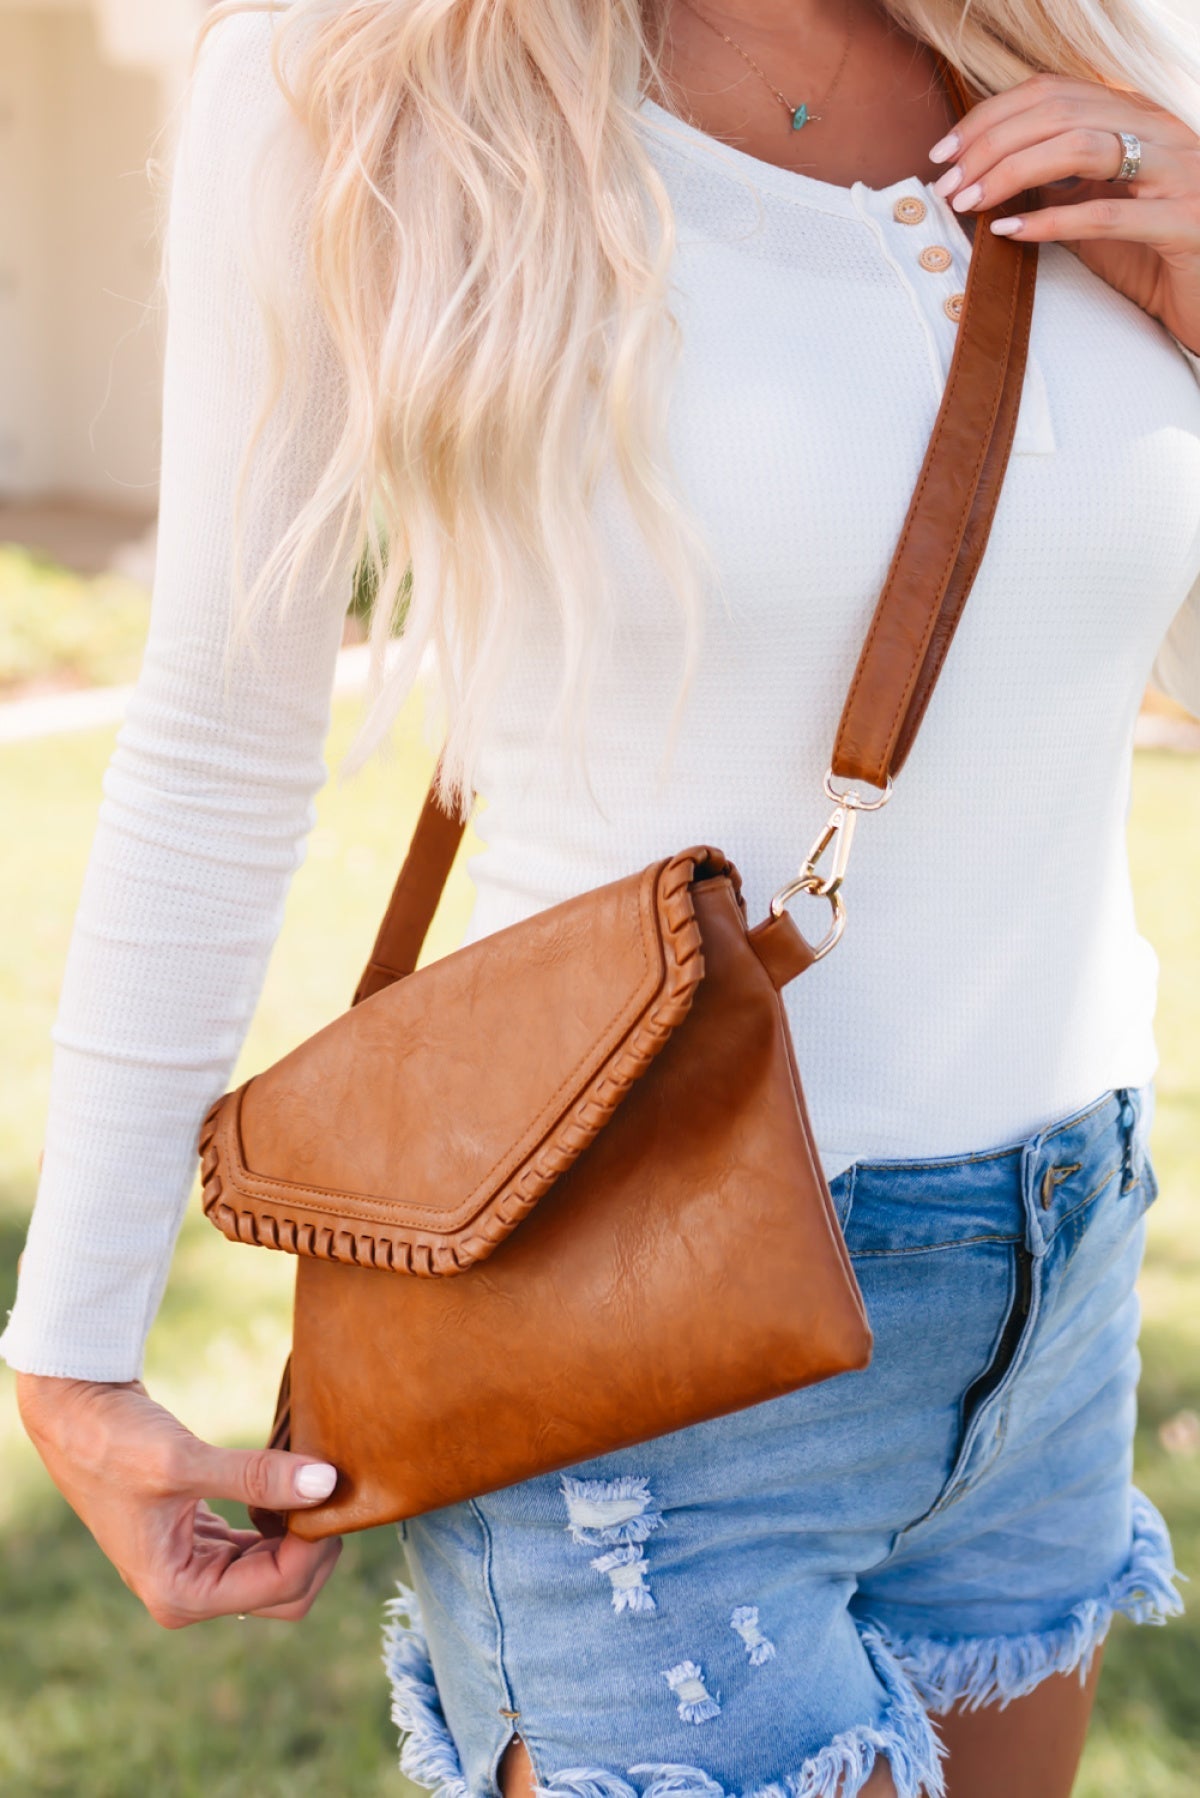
left=0, top=0, right=205, bottom=577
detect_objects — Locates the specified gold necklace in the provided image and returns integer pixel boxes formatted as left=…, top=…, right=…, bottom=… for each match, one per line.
left=675, top=0, right=859, bottom=132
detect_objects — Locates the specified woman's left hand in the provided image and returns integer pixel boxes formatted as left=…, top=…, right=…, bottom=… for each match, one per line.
left=928, top=74, right=1200, bottom=354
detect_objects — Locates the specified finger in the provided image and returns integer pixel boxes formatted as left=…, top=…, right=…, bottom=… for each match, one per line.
left=193, top=1508, right=261, bottom=1550
left=150, top=1529, right=339, bottom=1626
left=239, top=1539, right=344, bottom=1622
left=989, top=196, right=1200, bottom=250
left=194, top=1514, right=260, bottom=1543
left=939, top=131, right=1179, bottom=215
left=933, top=74, right=1189, bottom=166
left=201, top=1528, right=263, bottom=1553
left=178, top=1438, right=339, bottom=1515
left=204, top=1533, right=342, bottom=1620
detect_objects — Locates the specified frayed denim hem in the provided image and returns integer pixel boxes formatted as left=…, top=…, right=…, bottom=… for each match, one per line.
left=870, top=1490, right=1185, bottom=1717
left=382, top=1584, right=946, bottom=1798
left=383, top=1585, right=471, bottom=1798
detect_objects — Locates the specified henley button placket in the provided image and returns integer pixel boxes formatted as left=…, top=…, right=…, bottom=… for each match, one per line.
left=848, top=174, right=1052, bottom=449
left=852, top=180, right=980, bottom=400
left=908, top=189, right=969, bottom=330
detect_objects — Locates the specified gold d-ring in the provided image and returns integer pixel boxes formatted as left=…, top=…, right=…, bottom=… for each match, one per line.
left=823, top=769, right=894, bottom=811
left=769, top=874, right=847, bottom=960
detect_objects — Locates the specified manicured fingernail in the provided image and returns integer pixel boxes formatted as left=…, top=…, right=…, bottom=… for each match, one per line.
left=294, top=1462, right=338, bottom=1501
left=952, top=182, right=984, bottom=213
left=930, top=131, right=960, bottom=163
left=932, top=165, right=963, bottom=199
left=990, top=216, right=1024, bottom=236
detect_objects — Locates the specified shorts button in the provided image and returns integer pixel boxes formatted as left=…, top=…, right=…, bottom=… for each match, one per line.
left=944, top=291, right=966, bottom=322
left=919, top=244, right=954, bottom=272
left=894, top=196, right=927, bottom=224
left=1041, top=1162, right=1081, bottom=1207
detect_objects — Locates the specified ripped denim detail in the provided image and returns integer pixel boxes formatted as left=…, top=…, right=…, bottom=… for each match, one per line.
left=382, top=1587, right=946, bottom=1798
left=539, top=1631, right=942, bottom=1797
left=593, top=1544, right=657, bottom=1614
left=561, top=1475, right=665, bottom=1548
left=382, top=1584, right=471, bottom=1798
left=730, top=1606, right=777, bottom=1667
left=382, top=1496, right=1182, bottom=1798
left=871, top=1489, right=1185, bottom=1716
left=663, top=1661, right=721, bottom=1725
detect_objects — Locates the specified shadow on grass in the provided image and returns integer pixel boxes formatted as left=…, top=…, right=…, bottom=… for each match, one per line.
left=0, top=1478, right=410, bottom=1797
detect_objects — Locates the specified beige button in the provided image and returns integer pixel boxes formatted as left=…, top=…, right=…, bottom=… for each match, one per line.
left=944, top=291, right=966, bottom=323
left=919, top=244, right=953, bottom=273
left=893, top=196, right=927, bottom=225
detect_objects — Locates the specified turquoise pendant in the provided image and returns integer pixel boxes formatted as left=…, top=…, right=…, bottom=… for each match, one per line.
left=791, top=103, right=810, bottom=130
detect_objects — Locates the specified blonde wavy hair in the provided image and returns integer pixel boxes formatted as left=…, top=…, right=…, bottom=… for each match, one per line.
left=200, top=0, right=1200, bottom=804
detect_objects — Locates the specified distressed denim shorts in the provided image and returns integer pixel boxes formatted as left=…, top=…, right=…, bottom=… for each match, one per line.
left=383, top=1085, right=1182, bottom=1798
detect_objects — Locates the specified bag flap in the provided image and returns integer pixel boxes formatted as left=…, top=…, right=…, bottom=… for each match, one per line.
left=200, top=849, right=726, bottom=1275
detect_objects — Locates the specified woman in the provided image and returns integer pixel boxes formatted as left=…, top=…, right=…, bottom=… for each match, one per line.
left=6, top=0, right=1200, bottom=1792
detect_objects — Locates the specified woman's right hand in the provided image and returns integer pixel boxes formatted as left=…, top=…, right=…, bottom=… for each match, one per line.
left=16, top=1371, right=343, bottom=1627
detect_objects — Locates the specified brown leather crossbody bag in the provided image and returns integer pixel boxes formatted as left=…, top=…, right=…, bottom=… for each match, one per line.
left=199, top=88, right=1038, bottom=1542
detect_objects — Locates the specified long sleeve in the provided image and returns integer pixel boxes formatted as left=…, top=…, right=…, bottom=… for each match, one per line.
left=1151, top=577, right=1200, bottom=717
left=1, top=16, right=352, bottom=1379
left=1151, top=339, right=1200, bottom=718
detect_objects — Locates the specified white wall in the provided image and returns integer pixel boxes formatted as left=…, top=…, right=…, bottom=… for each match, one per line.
left=94, top=0, right=202, bottom=73
left=0, top=1, right=202, bottom=508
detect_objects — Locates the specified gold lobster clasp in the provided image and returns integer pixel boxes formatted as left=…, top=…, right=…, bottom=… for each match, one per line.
left=769, top=771, right=893, bottom=961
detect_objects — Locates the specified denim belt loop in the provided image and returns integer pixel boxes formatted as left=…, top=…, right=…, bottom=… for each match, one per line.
left=1019, top=1135, right=1052, bottom=1258
left=1117, top=1085, right=1140, bottom=1192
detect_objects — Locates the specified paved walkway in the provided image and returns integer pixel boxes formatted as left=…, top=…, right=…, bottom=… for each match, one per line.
left=1133, top=711, right=1200, bottom=753
left=0, top=645, right=373, bottom=745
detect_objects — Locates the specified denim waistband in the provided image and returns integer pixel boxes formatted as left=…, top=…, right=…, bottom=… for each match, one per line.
left=832, top=1085, right=1154, bottom=1258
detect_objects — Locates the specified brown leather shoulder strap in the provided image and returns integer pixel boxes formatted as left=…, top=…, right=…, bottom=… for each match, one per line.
left=352, top=779, right=467, bottom=1002
left=830, top=183, right=1037, bottom=779
left=354, top=62, right=1037, bottom=998
left=830, top=57, right=1038, bottom=786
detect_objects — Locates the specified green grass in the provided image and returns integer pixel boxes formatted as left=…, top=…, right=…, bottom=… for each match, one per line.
left=0, top=547, right=152, bottom=694
left=0, top=697, right=465, bottom=1796
left=0, top=711, right=1196, bottom=1795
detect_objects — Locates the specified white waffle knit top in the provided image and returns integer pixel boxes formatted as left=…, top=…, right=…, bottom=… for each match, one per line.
left=6, top=17, right=1200, bottom=1380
